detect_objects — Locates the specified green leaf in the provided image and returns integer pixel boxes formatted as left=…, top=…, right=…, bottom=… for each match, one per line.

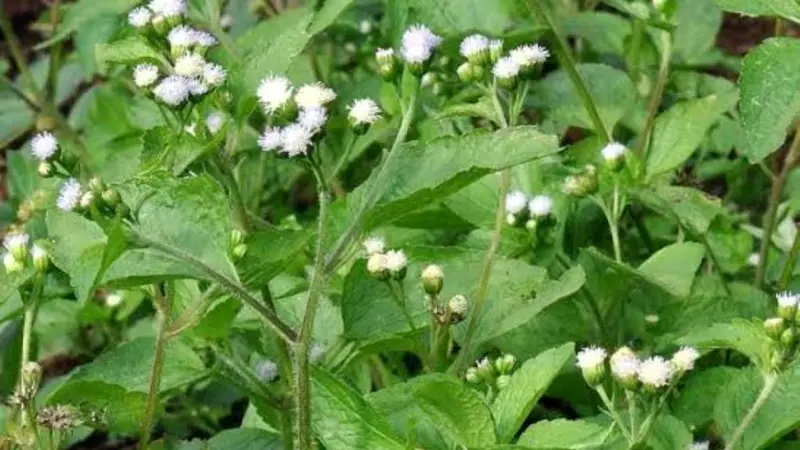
left=645, top=92, right=738, bottom=178
left=406, top=0, right=513, bottom=35
left=673, top=366, right=742, bottom=427
left=713, top=0, right=800, bottom=22
left=518, top=416, right=613, bottom=448
left=75, top=14, right=119, bottom=76
left=237, top=228, right=313, bottom=289
left=637, top=242, right=705, bottom=297
left=308, top=0, right=355, bottom=34
left=36, top=0, right=139, bottom=49
left=47, top=337, right=206, bottom=433
left=739, top=38, right=800, bottom=162
left=562, top=12, right=632, bottom=56
left=0, top=267, right=35, bottom=307
left=633, top=185, right=725, bottom=234
left=310, top=366, right=405, bottom=450
left=531, top=64, right=636, bottom=133
left=95, top=36, right=169, bottom=67
left=207, top=429, right=282, bottom=450
left=646, top=414, right=693, bottom=450
left=491, top=343, right=575, bottom=443
left=677, top=319, right=771, bottom=369
left=672, top=0, right=723, bottom=64
left=359, top=126, right=560, bottom=229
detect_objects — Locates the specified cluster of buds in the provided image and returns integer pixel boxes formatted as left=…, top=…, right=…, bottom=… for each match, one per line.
left=420, top=264, right=468, bottom=325
left=37, top=405, right=82, bottom=431
left=29, top=131, right=62, bottom=178
left=465, top=354, right=517, bottom=391
left=577, top=345, right=699, bottom=392
left=455, top=34, right=549, bottom=89
left=363, top=237, right=408, bottom=281
left=563, top=164, right=598, bottom=197
left=764, top=292, right=800, bottom=368
left=600, top=141, right=627, bottom=172
left=229, top=229, right=247, bottom=260
left=126, top=1, right=227, bottom=107
left=2, top=232, right=48, bottom=274
left=8, top=362, right=42, bottom=407
left=375, top=24, right=443, bottom=80
left=256, top=75, right=381, bottom=157
left=55, top=176, right=123, bottom=216
left=505, top=191, right=556, bottom=234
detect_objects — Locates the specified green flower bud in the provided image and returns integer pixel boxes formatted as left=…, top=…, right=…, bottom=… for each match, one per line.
left=781, top=328, right=796, bottom=347
left=3, top=253, right=24, bottom=273
left=101, top=189, right=121, bottom=206
left=421, top=265, right=444, bottom=296
left=37, top=161, right=54, bottom=178
left=465, top=367, right=480, bottom=384
left=20, top=361, right=42, bottom=399
left=32, top=244, right=49, bottom=273
left=475, top=357, right=495, bottom=381
left=496, top=374, right=511, bottom=390
left=495, top=354, right=516, bottom=375
left=764, top=317, right=786, bottom=341
left=233, top=243, right=248, bottom=259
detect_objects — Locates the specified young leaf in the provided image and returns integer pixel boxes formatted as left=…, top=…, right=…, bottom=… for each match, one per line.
left=632, top=185, right=725, bottom=234
left=637, top=242, right=705, bottom=297
left=237, top=228, right=313, bottom=289
left=491, top=343, right=575, bottom=443
left=739, top=38, right=800, bottom=162
left=95, top=36, right=169, bottom=67
left=518, top=416, right=614, bottom=448
left=713, top=0, right=800, bottom=22
left=677, top=319, right=771, bottom=369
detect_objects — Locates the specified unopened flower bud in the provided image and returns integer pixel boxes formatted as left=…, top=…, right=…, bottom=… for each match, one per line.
left=80, top=191, right=95, bottom=209
left=88, top=177, right=104, bottom=194
left=489, top=39, right=503, bottom=63
left=563, top=165, right=598, bottom=197
left=232, top=243, right=248, bottom=259
left=777, top=292, right=799, bottom=320
left=781, top=328, right=796, bottom=347
left=421, top=265, right=444, bottom=296
left=475, top=357, right=495, bottom=381
left=576, top=346, right=607, bottom=386
left=3, top=233, right=29, bottom=262
left=610, top=346, right=640, bottom=390
left=465, top=367, right=480, bottom=384
left=495, top=354, right=516, bottom=374
left=20, top=361, right=42, bottom=398
left=230, top=229, right=244, bottom=248
left=456, top=62, right=484, bottom=83
left=367, top=253, right=389, bottom=280
left=376, top=48, right=397, bottom=80
left=37, top=161, right=53, bottom=177
left=101, top=189, right=121, bottom=206
left=31, top=244, right=48, bottom=273
left=496, top=374, right=511, bottom=389
left=447, top=294, right=468, bottom=320
left=601, top=142, right=626, bottom=171
left=384, top=250, right=408, bottom=280
left=765, top=317, right=785, bottom=341
left=3, top=253, right=23, bottom=273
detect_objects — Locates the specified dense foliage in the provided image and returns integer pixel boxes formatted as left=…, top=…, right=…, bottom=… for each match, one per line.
left=2, top=0, right=800, bottom=449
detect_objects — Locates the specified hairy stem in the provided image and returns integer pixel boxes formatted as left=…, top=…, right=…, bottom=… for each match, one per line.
left=724, top=373, right=778, bottom=450
left=139, top=286, right=171, bottom=450
left=293, top=160, right=331, bottom=450
left=756, top=130, right=800, bottom=287
left=637, top=31, right=672, bottom=160
left=527, top=0, right=611, bottom=143
left=596, top=386, right=633, bottom=442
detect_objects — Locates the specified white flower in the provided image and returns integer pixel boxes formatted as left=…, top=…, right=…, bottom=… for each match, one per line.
left=610, top=347, right=640, bottom=380
left=153, top=75, right=190, bottom=105
left=295, top=83, right=336, bottom=109
left=174, top=53, right=206, bottom=77
left=459, top=34, right=490, bottom=58
left=601, top=142, right=626, bottom=163
left=3, top=253, right=22, bottom=273
left=186, top=78, right=209, bottom=96
left=298, top=107, right=328, bottom=132
left=206, top=111, right=225, bottom=135
left=220, top=14, right=234, bottom=29
left=528, top=195, right=553, bottom=218
left=637, top=356, right=672, bottom=388
left=376, top=47, right=395, bottom=63
left=167, top=25, right=195, bottom=48
left=384, top=249, right=408, bottom=273
left=257, top=75, right=293, bottom=114
left=128, top=7, right=152, bottom=28
left=493, top=57, right=520, bottom=79
left=363, top=237, right=385, bottom=255
left=148, top=0, right=186, bottom=17
left=688, top=441, right=710, bottom=450
left=192, top=30, right=217, bottom=47
left=505, top=191, right=528, bottom=215
left=3, top=234, right=29, bottom=258
left=80, top=191, right=95, bottom=208
left=31, top=244, right=48, bottom=271
left=105, top=292, right=123, bottom=307
left=489, top=39, right=503, bottom=54
left=57, top=178, right=82, bottom=211
left=280, top=123, right=314, bottom=157
left=348, top=98, right=381, bottom=125
left=30, top=131, right=58, bottom=160
left=778, top=291, right=800, bottom=308
left=747, top=252, right=760, bottom=267
left=422, top=264, right=444, bottom=282
left=645, top=314, right=660, bottom=324
left=671, top=346, right=700, bottom=372
left=255, top=359, right=278, bottom=382
left=359, top=19, right=373, bottom=34
left=510, top=44, right=549, bottom=67
left=258, top=126, right=282, bottom=152
left=401, top=24, right=442, bottom=63
left=448, top=294, right=468, bottom=315
left=310, top=343, right=326, bottom=363
left=576, top=346, right=607, bottom=371
left=367, top=253, right=388, bottom=274
left=133, top=64, right=159, bottom=87
left=202, top=63, right=226, bottom=86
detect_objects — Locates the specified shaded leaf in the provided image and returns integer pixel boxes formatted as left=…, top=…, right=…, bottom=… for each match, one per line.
left=637, top=242, right=705, bottom=297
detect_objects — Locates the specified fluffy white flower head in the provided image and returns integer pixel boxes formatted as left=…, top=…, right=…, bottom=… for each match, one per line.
left=105, top=292, right=123, bottom=307
left=153, top=75, right=190, bottom=106
left=601, top=142, right=626, bottom=162
left=167, top=25, right=196, bottom=48
left=401, top=24, right=442, bottom=63
left=363, top=237, right=385, bottom=255
left=280, top=123, right=314, bottom=157
left=31, top=131, right=58, bottom=160
left=348, top=99, right=381, bottom=125
left=422, top=264, right=444, bottom=281
left=688, top=441, right=710, bottom=450
left=206, top=111, right=225, bottom=135
left=747, top=252, right=760, bottom=267
left=298, top=107, right=328, bottom=132
left=57, top=178, right=82, bottom=211
left=777, top=291, right=799, bottom=308
left=310, top=343, right=326, bottom=363
left=637, top=356, right=672, bottom=388
left=367, top=253, right=388, bottom=274
left=128, top=7, right=152, bottom=28
left=202, top=63, right=226, bottom=86
left=576, top=346, right=606, bottom=371
left=133, top=64, right=159, bottom=87
left=528, top=195, right=553, bottom=218
left=257, top=75, right=293, bottom=114
left=376, top=47, right=395, bottom=61
left=449, top=295, right=468, bottom=315
left=359, top=19, right=373, bottom=34
left=148, top=0, right=186, bottom=17
left=460, top=34, right=490, bottom=58
left=3, top=233, right=29, bottom=254
left=256, top=359, right=278, bottom=382
left=258, top=127, right=282, bottom=152
left=493, top=57, right=520, bottom=79
left=505, top=191, right=528, bottom=215
left=610, top=346, right=640, bottom=379
left=295, top=83, right=336, bottom=109
left=672, top=346, right=700, bottom=371
left=510, top=44, right=549, bottom=67
left=192, top=30, right=217, bottom=47
left=174, top=53, right=206, bottom=77
left=384, top=250, right=408, bottom=273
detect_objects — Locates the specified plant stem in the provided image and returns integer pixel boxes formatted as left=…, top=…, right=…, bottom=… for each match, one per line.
left=20, top=298, right=39, bottom=366
left=527, top=0, right=611, bottom=143
left=637, top=31, right=672, bottom=161
left=780, top=230, right=800, bottom=290
left=596, top=386, right=633, bottom=441
left=323, top=81, right=419, bottom=273
left=756, top=130, right=800, bottom=288
left=329, top=133, right=357, bottom=182
left=293, top=159, right=331, bottom=450
left=0, top=7, right=40, bottom=96
left=626, top=390, right=637, bottom=442
left=724, top=373, right=779, bottom=450
left=139, top=286, right=171, bottom=450
left=212, top=153, right=251, bottom=233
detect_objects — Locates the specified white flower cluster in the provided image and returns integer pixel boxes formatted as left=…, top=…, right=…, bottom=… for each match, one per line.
left=505, top=190, right=554, bottom=228
left=3, top=232, right=48, bottom=274
left=128, top=0, right=187, bottom=29
left=578, top=345, right=700, bottom=390
left=600, top=141, right=627, bottom=170
left=363, top=237, right=408, bottom=280
left=401, top=24, right=442, bottom=65
left=490, top=42, right=549, bottom=87
left=30, top=132, right=59, bottom=161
